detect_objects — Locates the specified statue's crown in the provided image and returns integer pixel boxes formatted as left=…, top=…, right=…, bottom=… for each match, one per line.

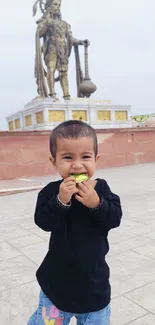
left=45, top=0, right=61, bottom=7
left=45, top=0, right=52, bottom=8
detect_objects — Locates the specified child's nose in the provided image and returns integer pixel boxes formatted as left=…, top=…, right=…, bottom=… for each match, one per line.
left=72, top=160, right=83, bottom=169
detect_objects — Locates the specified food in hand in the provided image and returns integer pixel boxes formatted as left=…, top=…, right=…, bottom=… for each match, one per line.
left=72, top=174, right=89, bottom=183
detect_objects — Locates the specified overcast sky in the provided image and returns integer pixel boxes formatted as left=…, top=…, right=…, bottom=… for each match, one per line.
left=0, top=0, right=155, bottom=130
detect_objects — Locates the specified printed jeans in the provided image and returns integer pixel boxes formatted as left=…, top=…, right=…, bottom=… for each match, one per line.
left=27, top=290, right=111, bottom=325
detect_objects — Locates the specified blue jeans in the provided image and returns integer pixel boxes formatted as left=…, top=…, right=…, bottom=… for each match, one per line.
left=28, top=290, right=111, bottom=325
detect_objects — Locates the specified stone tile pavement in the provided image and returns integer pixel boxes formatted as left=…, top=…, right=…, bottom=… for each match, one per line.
left=0, top=174, right=59, bottom=195
left=0, top=163, right=155, bottom=324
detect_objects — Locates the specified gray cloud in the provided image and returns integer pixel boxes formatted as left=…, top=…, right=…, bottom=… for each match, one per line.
left=0, top=0, right=155, bottom=130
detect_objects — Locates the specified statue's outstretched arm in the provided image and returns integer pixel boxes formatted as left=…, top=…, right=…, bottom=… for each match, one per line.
left=67, top=24, right=90, bottom=47
left=68, top=25, right=80, bottom=45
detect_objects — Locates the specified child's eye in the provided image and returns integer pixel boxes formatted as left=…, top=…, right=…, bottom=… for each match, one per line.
left=63, top=156, right=72, bottom=160
left=83, top=155, right=91, bottom=159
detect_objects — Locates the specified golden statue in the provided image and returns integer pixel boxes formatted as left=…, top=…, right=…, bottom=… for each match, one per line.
left=33, top=0, right=96, bottom=100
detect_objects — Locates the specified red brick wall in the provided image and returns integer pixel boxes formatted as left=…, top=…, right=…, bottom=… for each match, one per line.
left=0, top=128, right=155, bottom=180
left=97, top=128, right=155, bottom=169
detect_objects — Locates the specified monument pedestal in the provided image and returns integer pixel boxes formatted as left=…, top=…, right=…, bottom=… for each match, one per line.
left=6, top=98, right=132, bottom=131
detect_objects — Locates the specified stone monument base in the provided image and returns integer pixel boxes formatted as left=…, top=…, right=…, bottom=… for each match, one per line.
left=6, top=98, right=132, bottom=131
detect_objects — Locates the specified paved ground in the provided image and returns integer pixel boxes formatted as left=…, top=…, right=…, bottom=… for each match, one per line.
left=0, top=174, right=60, bottom=195
left=0, top=163, right=155, bottom=325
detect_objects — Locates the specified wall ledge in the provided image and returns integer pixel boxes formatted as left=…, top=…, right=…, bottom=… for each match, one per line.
left=0, top=127, right=155, bottom=137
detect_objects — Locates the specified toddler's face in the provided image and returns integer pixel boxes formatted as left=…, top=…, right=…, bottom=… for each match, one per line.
left=51, top=137, right=99, bottom=180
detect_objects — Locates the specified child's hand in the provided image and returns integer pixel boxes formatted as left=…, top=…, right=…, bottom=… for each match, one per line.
left=59, top=176, right=78, bottom=204
left=75, top=182, right=100, bottom=209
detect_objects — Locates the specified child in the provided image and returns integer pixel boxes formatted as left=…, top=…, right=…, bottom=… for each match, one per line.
left=27, top=120, right=122, bottom=325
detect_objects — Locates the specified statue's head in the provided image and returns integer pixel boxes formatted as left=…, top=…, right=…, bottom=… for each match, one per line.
left=46, top=0, right=61, bottom=15
left=33, top=0, right=61, bottom=18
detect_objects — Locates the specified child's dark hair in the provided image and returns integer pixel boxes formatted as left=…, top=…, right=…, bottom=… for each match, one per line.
left=50, top=120, right=98, bottom=159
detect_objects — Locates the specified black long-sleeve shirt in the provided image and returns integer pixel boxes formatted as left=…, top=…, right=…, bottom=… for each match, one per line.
left=35, top=178, right=122, bottom=313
